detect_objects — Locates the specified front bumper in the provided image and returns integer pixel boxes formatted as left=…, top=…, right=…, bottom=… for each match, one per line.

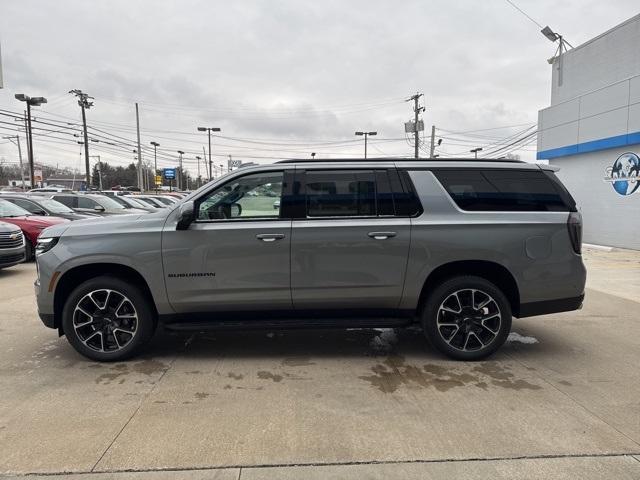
left=0, top=245, right=26, bottom=268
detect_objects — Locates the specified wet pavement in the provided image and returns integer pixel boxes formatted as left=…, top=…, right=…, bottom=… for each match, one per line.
left=1, top=248, right=639, bottom=478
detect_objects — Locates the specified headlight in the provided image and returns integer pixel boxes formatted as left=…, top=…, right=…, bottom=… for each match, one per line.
left=35, top=237, right=59, bottom=255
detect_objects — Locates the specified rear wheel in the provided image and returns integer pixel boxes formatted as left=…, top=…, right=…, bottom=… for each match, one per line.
left=422, top=276, right=511, bottom=361
left=62, top=276, right=156, bottom=361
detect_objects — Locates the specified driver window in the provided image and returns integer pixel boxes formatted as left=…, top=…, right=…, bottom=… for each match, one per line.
left=197, top=171, right=284, bottom=220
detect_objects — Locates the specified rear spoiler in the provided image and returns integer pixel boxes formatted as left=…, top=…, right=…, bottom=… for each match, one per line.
left=537, top=164, right=560, bottom=172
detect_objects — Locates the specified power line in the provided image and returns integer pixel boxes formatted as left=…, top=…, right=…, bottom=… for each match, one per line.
left=504, top=0, right=543, bottom=29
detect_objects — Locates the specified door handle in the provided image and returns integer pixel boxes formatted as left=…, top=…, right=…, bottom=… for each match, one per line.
left=368, top=231, right=397, bottom=240
left=256, top=233, right=285, bottom=242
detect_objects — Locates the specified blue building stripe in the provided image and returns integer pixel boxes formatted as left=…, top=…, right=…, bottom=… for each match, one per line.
left=537, top=131, right=640, bottom=160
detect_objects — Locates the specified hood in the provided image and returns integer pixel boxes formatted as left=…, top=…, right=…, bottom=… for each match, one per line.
left=0, top=215, right=69, bottom=227
left=0, top=221, right=22, bottom=233
left=59, top=210, right=168, bottom=238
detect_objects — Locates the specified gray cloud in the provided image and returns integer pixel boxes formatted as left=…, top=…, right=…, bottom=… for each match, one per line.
left=1, top=0, right=638, bottom=172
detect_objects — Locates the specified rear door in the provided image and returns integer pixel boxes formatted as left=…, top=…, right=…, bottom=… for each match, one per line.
left=290, top=168, right=417, bottom=312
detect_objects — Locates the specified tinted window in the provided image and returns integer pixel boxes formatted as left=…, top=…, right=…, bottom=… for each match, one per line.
left=391, top=169, right=423, bottom=216
left=305, top=170, right=376, bottom=217
left=197, top=171, right=284, bottom=220
left=433, top=169, right=570, bottom=212
left=53, top=196, right=76, bottom=208
left=10, top=199, right=40, bottom=213
left=77, top=197, right=99, bottom=209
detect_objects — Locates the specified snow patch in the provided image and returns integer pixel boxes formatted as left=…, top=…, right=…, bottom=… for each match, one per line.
left=370, top=328, right=398, bottom=353
left=507, top=332, right=539, bottom=344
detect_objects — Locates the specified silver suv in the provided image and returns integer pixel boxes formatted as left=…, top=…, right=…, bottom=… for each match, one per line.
left=34, top=159, right=586, bottom=361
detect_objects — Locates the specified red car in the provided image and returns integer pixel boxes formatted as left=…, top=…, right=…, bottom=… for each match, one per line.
left=0, top=199, right=69, bottom=260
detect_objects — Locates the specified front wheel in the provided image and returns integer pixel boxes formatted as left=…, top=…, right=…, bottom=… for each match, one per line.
left=62, top=276, right=156, bottom=361
left=422, top=276, right=512, bottom=361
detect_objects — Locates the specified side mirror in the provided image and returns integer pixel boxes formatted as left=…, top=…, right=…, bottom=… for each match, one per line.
left=94, top=205, right=105, bottom=212
left=176, top=201, right=195, bottom=230
left=34, top=209, right=47, bottom=216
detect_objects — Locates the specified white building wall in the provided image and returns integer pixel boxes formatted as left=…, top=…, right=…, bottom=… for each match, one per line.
left=538, top=15, right=640, bottom=250
left=551, top=14, right=640, bottom=104
left=551, top=146, right=639, bottom=250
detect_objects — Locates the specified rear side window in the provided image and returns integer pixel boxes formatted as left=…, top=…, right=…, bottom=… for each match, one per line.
left=433, top=169, right=571, bottom=212
left=305, top=170, right=377, bottom=217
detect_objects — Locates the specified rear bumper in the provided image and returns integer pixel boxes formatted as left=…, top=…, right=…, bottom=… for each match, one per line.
left=518, top=294, right=584, bottom=318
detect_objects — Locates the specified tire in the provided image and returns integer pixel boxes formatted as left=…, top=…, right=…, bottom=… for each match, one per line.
left=422, top=276, right=512, bottom=361
left=24, top=239, right=34, bottom=262
left=62, top=276, right=156, bottom=361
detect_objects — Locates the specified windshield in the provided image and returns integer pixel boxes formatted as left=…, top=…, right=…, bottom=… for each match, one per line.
left=152, top=196, right=174, bottom=205
left=124, top=197, right=149, bottom=209
left=0, top=199, right=30, bottom=217
left=39, top=198, right=75, bottom=213
left=92, top=195, right=126, bottom=209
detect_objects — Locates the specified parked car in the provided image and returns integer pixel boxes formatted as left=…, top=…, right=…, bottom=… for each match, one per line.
left=100, top=190, right=132, bottom=197
left=149, top=195, right=177, bottom=206
left=34, top=159, right=585, bottom=362
left=28, top=187, right=74, bottom=193
left=108, top=195, right=161, bottom=212
left=50, top=193, right=148, bottom=216
left=0, top=221, right=26, bottom=269
left=131, top=196, right=166, bottom=208
left=1, top=195, right=98, bottom=221
left=0, top=199, right=69, bottom=260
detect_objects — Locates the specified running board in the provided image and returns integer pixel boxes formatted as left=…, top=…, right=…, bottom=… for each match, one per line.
left=161, top=316, right=411, bottom=332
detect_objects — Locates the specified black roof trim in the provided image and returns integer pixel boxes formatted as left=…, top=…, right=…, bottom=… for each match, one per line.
left=276, top=157, right=526, bottom=164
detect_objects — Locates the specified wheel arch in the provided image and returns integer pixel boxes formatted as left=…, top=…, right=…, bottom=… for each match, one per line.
left=417, top=260, right=520, bottom=317
left=53, top=263, right=157, bottom=332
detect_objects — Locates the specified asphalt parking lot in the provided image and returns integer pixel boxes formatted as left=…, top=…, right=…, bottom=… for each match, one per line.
left=1, top=247, right=639, bottom=479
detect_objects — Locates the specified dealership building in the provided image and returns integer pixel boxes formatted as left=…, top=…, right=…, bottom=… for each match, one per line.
left=536, top=14, right=640, bottom=249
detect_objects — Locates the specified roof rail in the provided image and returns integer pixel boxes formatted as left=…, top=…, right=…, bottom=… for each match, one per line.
left=276, top=157, right=526, bottom=164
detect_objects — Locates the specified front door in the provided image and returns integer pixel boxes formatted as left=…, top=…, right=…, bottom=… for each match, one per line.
left=162, top=170, right=292, bottom=313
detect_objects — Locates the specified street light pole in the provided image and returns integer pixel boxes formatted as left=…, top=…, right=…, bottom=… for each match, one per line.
left=14, top=94, right=47, bottom=189
left=150, top=141, right=160, bottom=193
left=197, top=127, right=221, bottom=180
left=177, top=150, right=184, bottom=190
left=470, top=147, right=483, bottom=159
left=355, top=131, right=377, bottom=159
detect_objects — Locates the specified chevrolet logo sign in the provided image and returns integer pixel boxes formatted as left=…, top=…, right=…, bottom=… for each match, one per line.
left=9, top=233, right=20, bottom=240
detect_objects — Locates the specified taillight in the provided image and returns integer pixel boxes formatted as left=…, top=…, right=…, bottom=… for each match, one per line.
left=567, top=211, right=582, bottom=254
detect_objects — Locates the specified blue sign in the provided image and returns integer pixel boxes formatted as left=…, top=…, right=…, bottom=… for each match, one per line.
left=163, top=168, right=176, bottom=180
left=604, top=152, right=639, bottom=196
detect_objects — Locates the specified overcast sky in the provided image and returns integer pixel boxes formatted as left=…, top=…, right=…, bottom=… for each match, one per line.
left=0, top=0, right=638, bottom=177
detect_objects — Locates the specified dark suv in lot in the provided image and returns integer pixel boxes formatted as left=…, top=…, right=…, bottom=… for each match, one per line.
left=34, top=159, right=585, bottom=361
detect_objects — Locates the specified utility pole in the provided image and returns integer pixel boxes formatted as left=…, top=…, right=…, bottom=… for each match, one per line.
left=69, top=90, right=94, bottom=189
left=135, top=103, right=143, bottom=190
left=177, top=150, right=184, bottom=190
left=202, top=147, right=208, bottom=180
left=406, top=92, right=425, bottom=159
